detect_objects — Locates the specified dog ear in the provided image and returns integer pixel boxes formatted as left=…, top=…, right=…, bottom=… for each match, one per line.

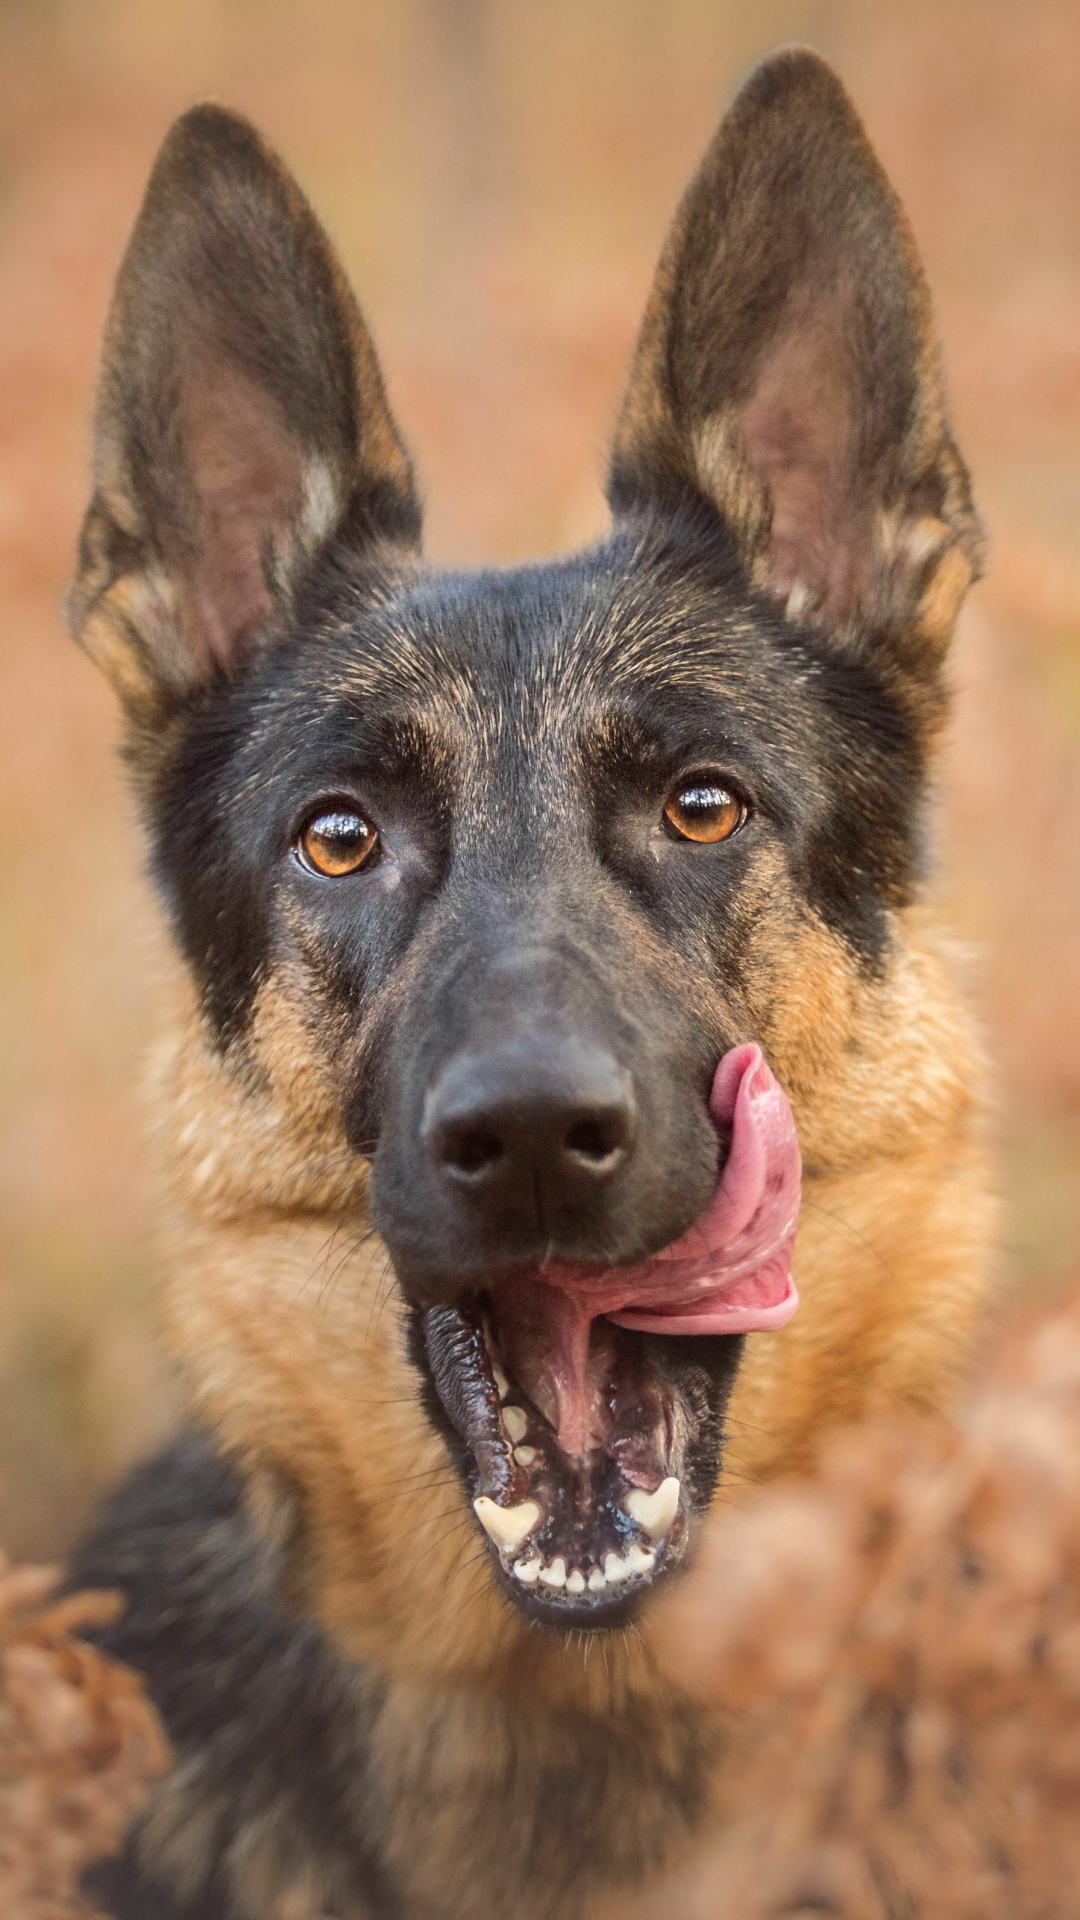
left=70, top=106, right=420, bottom=725
left=609, top=49, right=982, bottom=677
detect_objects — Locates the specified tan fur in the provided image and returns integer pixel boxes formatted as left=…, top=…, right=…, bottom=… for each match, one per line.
left=155, top=893, right=993, bottom=1695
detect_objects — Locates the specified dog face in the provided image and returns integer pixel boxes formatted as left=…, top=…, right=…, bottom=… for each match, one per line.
left=71, top=54, right=980, bottom=1630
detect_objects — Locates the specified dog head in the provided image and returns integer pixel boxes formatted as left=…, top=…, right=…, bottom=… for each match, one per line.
left=70, top=51, right=980, bottom=1630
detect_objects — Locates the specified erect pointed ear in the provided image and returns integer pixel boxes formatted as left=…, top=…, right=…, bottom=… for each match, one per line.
left=70, top=106, right=421, bottom=725
left=609, top=49, right=982, bottom=675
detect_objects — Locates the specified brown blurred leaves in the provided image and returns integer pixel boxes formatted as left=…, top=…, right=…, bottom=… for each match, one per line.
left=0, top=1555, right=169, bottom=1920
left=629, top=1296, right=1080, bottom=1918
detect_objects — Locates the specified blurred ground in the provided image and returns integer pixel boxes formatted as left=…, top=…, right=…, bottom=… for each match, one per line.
left=0, top=0, right=1077, bottom=1559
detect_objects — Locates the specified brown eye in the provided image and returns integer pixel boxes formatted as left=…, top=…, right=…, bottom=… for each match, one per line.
left=297, top=807, right=379, bottom=877
left=663, top=779, right=746, bottom=845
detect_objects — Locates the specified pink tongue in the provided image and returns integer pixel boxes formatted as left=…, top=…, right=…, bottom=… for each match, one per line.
left=494, top=1045, right=801, bottom=1455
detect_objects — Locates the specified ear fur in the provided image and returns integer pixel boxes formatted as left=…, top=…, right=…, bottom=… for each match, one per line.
left=70, top=105, right=420, bottom=725
left=609, top=49, right=982, bottom=688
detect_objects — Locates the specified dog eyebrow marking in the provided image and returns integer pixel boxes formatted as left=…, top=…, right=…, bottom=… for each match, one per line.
left=342, top=705, right=460, bottom=787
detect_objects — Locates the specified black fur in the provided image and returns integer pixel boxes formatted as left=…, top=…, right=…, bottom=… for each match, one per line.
left=72, top=1434, right=393, bottom=1920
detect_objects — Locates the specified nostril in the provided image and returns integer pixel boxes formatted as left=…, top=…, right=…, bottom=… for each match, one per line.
left=434, top=1121, right=506, bottom=1180
left=564, top=1108, right=631, bottom=1168
left=565, top=1118, right=616, bottom=1163
left=565, top=1118, right=607, bottom=1161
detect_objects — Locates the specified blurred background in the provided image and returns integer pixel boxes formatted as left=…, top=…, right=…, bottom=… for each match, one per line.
left=0, top=0, right=1077, bottom=1560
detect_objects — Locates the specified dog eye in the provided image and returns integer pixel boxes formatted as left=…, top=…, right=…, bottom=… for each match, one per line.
left=663, top=779, right=746, bottom=844
left=296, top=807, right=379, bottom=877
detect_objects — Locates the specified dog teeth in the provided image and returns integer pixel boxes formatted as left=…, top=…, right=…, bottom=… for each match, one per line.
left=502, top=1405, right=528, bottom=1443
left=513, top=1445, right=537, bottom=1467
left=482, top=1325, right=511, bottom=1401
left=538, top=1557, right=567, bottom=1589
left=473, top=1496, right=541, bottom=1552
left=509, top=1553, right=649, bottom=1597
left=624, top=1477, right=681, bottom=1542
left=603, top=1550, right=632, bottom=1583
left=623, top=1543, right=656, bottom=1576
left=602, top=1543, right=657, bottom=1583
left=785, top=578, right=812, bottom=622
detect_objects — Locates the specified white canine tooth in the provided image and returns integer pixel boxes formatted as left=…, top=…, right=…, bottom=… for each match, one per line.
left=623, top=1543, right=656, bottom=1576
left=492, top=1359, right=510, bottom=1400
left=513, top=1445, right=537, bottom=1467
left=502, top=1405, right=528, bottom=1443
left=624, top=1477, right=681, bottom=1542
left=785, top=579, right=812, bottom=622
left=587, top=1567, right=607, bottom=1592
left=513, top=1556, right=541, bottom=1584
left=565, top=1569, right=586, bottom=1595
left=538, top=1557, right=567, bottom=1589
left=473, top=1496, right=541, bottom=1553
left=603, top=1551, right=632, bottom=1583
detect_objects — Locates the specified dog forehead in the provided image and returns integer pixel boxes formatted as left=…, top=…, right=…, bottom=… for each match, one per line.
left=317, top=536, right=780, bottom=753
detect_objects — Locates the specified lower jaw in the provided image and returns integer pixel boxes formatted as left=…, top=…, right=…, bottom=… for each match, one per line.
left=418, top=1298, right=710, bottom=1628
left=483, top=1518, right=685, bottom=1627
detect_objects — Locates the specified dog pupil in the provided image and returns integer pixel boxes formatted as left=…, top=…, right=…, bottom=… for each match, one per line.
left=684, top=787, right=725, bottom=814
left=669, top=784, right=739, bottom=842
left=306, top=811, right=373, bottom=873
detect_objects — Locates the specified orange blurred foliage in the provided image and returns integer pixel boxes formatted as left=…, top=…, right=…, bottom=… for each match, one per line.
left=0, top=1551, right=170, bottom=1916
left=618, top=1288, right=1080, bottom=1919
left=0, top=0, right=1077, bottom=1557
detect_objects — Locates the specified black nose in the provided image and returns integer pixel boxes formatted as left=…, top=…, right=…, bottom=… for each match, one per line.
left=422, top=1036, right=637, bottom=1211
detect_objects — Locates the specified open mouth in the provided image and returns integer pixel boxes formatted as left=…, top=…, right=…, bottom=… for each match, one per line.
left=418, top=1045, right=802, bottom=1625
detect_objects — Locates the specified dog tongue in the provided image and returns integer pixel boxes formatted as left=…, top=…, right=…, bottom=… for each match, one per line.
left=492, top=1045, right=801, bottom=1456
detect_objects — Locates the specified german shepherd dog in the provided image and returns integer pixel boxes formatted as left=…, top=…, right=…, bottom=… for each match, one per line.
left=69, top=48, right=994, bottom=1920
